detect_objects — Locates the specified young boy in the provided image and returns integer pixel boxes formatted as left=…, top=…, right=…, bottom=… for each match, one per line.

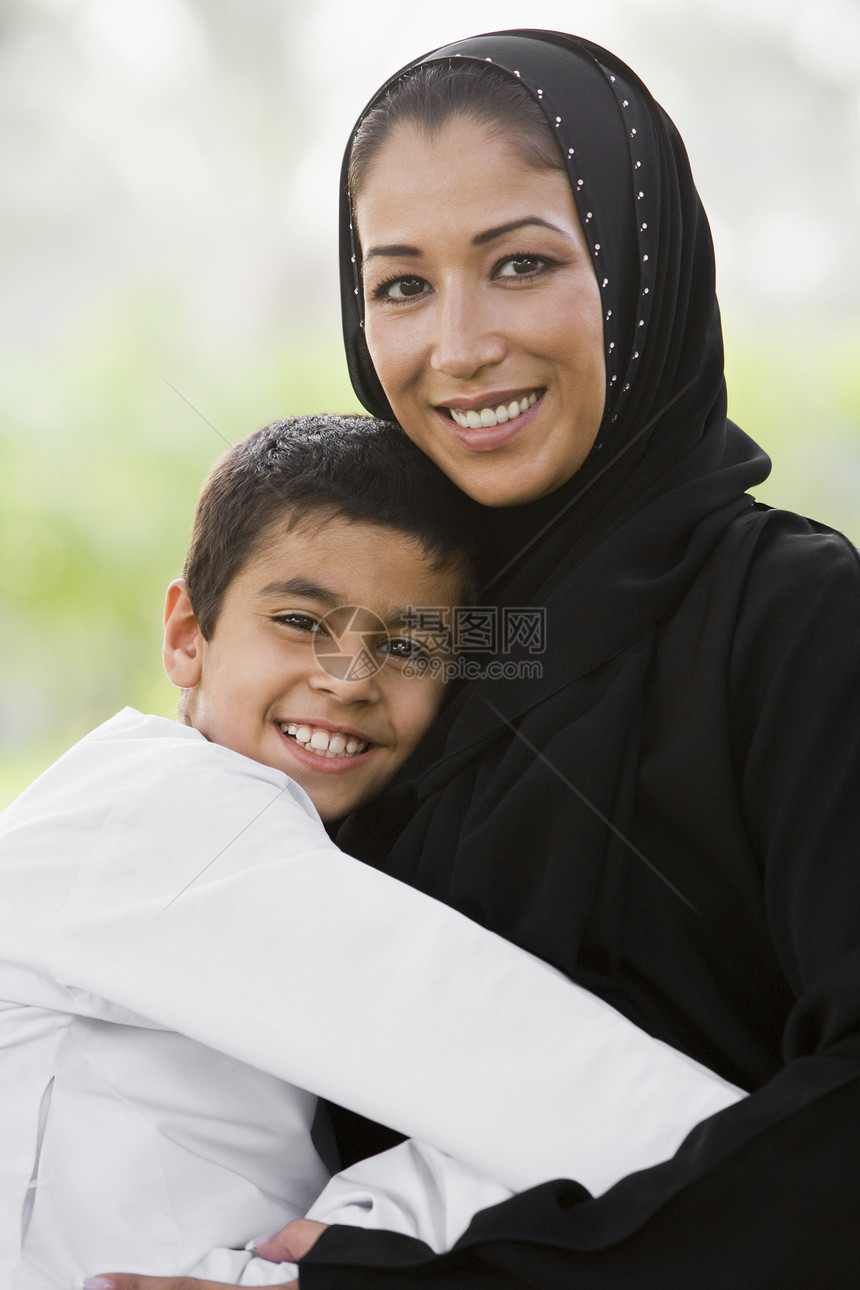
left=1, top=416, right=744, bottom=1290
left=0, top=414, right=513, bottom=1289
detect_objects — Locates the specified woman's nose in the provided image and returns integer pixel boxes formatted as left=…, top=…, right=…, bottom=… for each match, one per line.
left=430, top=288, right=506, bottom=379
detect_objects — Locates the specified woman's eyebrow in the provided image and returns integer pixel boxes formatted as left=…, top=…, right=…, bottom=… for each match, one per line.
left=364, top=217, right=569, bottom=261
left=364, top=243, right=420, bottom=261
left=472, top=216, right=567, bottom=245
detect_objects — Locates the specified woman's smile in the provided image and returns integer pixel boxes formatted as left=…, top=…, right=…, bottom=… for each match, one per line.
left=438, top=389, right=544, bottom=450
left=355, top=116, right=606, bottom=507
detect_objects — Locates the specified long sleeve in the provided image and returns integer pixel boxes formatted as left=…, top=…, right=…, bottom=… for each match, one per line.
left=0, top=711, right=741, bottom=1209
left=298, top=520, right=860, bottom=1288
left=185, top=1142, right=513, bottom=1285
left=306, top=1139, right=515, bottom=1252
left=180, top=1243, right=297, bottom=1287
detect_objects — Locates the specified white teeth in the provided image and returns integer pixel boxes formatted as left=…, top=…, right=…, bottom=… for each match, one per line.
left=450, top=392, right=539, bottom=429
left=280, top=723, right=368, bottom=758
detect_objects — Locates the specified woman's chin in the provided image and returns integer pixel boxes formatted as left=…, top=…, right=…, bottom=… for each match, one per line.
left=436, top=450, right=579, bottom=508
left=405, top=401, right=598, bottom=508
left=452, top=473, right=559, bottom=508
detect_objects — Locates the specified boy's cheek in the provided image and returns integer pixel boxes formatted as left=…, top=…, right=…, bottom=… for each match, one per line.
left=397, top=672, right=448, bottom=752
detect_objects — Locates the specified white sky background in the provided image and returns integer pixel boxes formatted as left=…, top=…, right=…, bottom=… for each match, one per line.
left=1, top=0, right=860, bottom=774
left=2, top=0, right=860, bottom=352
left=297, top=0, right=860, bottom=316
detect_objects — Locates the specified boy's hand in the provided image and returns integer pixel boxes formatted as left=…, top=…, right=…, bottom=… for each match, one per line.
left=256, top=1220, right=329, bottom=1263
left=78, top=1224, right=329, bottom=1290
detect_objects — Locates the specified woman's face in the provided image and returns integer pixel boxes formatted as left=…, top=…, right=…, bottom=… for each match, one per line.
left=355, top=116, right=606, bottom=507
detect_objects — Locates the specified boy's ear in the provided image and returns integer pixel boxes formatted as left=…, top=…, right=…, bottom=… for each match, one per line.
left=163, top=579, right=205, bottom=689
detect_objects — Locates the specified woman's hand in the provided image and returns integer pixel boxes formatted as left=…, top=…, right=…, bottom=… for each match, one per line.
left=81, top=1276, right=297, bottom=1290
left=79, top=1223, right=329, bottom=1290
left=80, top=1280, right=296, bottom=1290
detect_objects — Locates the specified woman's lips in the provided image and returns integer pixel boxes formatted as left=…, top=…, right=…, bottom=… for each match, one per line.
left=448, top=391, right=539, bottom=429
left=438, top=390, right=545, bottom=451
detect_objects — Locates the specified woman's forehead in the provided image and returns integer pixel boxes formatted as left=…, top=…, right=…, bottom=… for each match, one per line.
left=357, top=115, right=530, bottom=180
left=354, top=116, right=575, bottom=233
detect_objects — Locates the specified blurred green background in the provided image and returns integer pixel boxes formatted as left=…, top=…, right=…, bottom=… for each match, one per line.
left=2, top=0, right=860, bottom=807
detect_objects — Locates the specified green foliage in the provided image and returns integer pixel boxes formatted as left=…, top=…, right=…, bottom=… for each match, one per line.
left=2, top=302, right=859, bottom=811
left=725, top=320, right=860, bottom=540
left=0, top=296, right=357, bottom=806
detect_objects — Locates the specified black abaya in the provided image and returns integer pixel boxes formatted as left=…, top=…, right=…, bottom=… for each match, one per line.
left=303, top=30, right=860, bottom=1288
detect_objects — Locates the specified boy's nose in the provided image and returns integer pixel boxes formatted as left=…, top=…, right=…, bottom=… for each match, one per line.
left=307, top=608, right=385, bottom=703
left=309, top=659, right=382, bottom=704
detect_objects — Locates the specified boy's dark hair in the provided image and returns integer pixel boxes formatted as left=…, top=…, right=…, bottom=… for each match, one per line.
left=184, top=414, right=476, bottom=638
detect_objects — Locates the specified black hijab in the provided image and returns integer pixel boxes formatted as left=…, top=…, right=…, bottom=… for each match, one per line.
left=337, top=28, right=771, bottom=999
left=308, top=30, right=860, bottom=1287
left=340, top=28, right=768, bottom=716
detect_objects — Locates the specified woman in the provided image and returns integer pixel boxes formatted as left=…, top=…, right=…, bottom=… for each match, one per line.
left=99, top=27, right=860, bottom=1290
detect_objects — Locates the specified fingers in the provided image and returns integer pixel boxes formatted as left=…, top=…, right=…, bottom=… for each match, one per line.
left=80, top=1278, right=205, bottom=1290
left=79, top=1277, right=297, bottom=1290
left=255, top=1218, right=329, bottom=1263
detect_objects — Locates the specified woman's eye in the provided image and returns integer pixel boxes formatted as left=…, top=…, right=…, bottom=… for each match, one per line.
left=373, top=275, right=430, bottom=302
left=496, top=254, right=546, bottom=278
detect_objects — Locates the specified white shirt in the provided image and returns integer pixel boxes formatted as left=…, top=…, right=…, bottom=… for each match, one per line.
left=0, top=710, right=743, bottom=1287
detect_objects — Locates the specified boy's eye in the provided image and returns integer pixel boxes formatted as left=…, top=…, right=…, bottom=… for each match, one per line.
left=272, top=612, right=325, bottom=636
left=381, top=636, right=433, bottom=663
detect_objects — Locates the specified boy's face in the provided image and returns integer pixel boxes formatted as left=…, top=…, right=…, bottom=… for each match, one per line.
left=163, top=515, right=462, bottom=822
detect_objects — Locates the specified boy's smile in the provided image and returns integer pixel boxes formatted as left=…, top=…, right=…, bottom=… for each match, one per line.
left=163, top=515, right=463, bottom=821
